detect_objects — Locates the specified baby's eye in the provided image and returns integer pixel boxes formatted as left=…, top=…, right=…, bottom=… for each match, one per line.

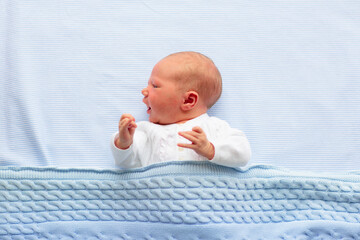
left=152, top=84, right=158, bottom=88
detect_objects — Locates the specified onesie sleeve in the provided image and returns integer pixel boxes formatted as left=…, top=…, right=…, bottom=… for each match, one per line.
left=111, top=132, right=142, bottom=169
left=208, top=119, right=251, bottom=168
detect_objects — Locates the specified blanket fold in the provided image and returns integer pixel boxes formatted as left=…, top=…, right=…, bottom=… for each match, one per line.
left=0, top=161, right=359, bottom=239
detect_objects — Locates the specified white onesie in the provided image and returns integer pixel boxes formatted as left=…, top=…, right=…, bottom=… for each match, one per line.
left=111, top=113, right=251, bottom=169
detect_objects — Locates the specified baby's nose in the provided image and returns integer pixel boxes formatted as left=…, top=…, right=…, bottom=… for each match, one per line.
left=142, top=88, right=148, bottom=97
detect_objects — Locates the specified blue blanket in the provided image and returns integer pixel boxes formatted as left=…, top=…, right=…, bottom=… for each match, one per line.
left=0, top=161, right=359, bottom=239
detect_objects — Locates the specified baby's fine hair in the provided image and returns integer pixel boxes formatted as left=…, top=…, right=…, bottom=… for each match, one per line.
left=167, top=51, right=222, bottom=109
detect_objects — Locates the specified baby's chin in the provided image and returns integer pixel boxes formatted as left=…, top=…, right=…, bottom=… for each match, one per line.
left=149, top=116, right=174, bottom=125
left=149, top=119, right=167, bottom=125
left=148, top=116, right=161, bottom=124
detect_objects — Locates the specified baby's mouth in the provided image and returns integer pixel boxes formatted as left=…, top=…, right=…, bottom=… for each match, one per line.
left=147, top=106, right=152, bottom=114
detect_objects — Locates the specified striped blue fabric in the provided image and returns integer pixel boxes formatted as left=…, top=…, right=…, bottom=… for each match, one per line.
left=0, top=1, right=360, bottom=171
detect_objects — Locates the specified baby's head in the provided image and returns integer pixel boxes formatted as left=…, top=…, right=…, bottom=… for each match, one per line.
left=142, top=51, right=222, bottom=124
left=166, top=51, right=222, bottom=108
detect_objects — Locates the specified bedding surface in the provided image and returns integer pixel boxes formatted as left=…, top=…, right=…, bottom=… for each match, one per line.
left=0, top=161, right=359, bottom=239
left=1, top=1, right=360, bottom=172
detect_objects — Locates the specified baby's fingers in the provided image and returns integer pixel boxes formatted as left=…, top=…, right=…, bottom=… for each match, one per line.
left=120, top=113, right=135, bottom=122
left=192, top=126, right=204, bottom=133
left=178, top=131, right=198, bottom=143
left=177, top=142, right=196, bottom=150
left=120, top=118, right=137, bottom=131
left=128, top=120, right=137, bottom=129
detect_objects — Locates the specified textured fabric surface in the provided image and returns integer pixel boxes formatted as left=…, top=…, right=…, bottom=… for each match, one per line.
left=0, top=161, right=359, bottom=239
left=1, top=1, right=360, bottom=171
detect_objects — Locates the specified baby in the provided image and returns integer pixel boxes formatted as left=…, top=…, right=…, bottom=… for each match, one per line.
left=111, top=51, right=251, bottom=169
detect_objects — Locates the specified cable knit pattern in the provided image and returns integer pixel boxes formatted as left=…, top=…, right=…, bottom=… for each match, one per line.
left=0, top=161, right=359, bottom=239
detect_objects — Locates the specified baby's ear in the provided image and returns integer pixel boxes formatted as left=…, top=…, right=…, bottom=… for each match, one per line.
left=181, top=91, right=199, bottom=111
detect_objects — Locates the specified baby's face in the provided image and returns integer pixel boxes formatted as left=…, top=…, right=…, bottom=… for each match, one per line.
left=142, top=57, right=185, bottom=125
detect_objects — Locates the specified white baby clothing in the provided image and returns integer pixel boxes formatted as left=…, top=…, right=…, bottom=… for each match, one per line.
left=111, top=113, right=251, bottom=169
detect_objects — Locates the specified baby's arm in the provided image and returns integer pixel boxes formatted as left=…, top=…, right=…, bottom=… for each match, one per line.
left=115, top=114, right=137, bottom=149
left=178, top=126, right=215, bottom=160
left=179, top=122, right=251, bottom=168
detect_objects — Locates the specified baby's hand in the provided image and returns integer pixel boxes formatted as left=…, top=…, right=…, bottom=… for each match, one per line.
left=178, top=126, right=215, bottom=160
left=116, top=114, right=137, bottom=149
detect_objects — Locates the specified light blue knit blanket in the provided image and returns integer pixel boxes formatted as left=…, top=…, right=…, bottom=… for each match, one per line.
left=0, top=161, right=359, bottom=239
